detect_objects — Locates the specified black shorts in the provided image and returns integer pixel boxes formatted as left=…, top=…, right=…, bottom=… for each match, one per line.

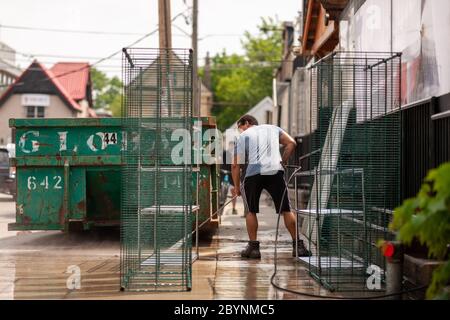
left=241, top=171, right=291, bottom=214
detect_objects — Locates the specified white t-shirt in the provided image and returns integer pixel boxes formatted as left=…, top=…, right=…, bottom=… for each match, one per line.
left=236, top=125, right=284, bottom=178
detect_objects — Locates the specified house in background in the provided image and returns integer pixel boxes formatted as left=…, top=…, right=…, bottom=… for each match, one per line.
left=126, top=51, right=213, bottom=118
left=50, top=62, right=95, bottom=117
left=0, top=60, right=96, bottom=145
left=225, top=96, right=274, bottom=143
left=0, top=42, right=22, bottom=96
left=200, top=52, right=213, bottom=117
left=241, top=96, right=274, bottom=126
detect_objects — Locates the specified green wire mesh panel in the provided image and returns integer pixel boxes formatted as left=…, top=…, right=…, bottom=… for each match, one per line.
left=298, top=52, right=402, bottom=292
left=120, top=48, right=193, bottom=292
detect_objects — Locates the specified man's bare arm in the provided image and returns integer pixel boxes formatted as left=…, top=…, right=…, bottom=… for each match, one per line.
left=279, top=131, right=297, bottom=165
left=231, top=154, right=241, bottom=196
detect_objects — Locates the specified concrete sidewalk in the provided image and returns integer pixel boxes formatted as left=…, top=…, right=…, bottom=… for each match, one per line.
left=209, top=194, right=328, bottom=300
left=0, top=193, right=332, bottom=299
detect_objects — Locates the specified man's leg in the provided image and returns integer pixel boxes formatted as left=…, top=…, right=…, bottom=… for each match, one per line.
left=264, top=172, right=296, bottom=238
left=240, top=175, right=262, bottom=259
left=265, top=172, right=311, bottom=257
left=282, top=211, right=297, bottom=240
left=241, top=175, right=262, bottom=241
left=245, top=212, right=258, bottom=241
left=241, top=212, right=260, bottom=258
left=283, top=212, right=311, bottom=257
left=230, top=186, right=237, bottom=214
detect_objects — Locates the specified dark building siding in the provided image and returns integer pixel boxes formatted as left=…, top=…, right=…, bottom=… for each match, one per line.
left=401, top=93, right=450, bottom=199
left=295, top=92, right=450, bottom=202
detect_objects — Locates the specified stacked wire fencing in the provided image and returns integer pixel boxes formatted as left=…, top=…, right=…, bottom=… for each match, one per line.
left=120, top=48, right=194, bottom=292
left=296, top=52, right=402, bottom=292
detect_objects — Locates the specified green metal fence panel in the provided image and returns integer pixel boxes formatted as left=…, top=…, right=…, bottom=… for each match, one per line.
left=120, top=48, right=194, bottom=292
left=298, top=52, right=402, bottom=292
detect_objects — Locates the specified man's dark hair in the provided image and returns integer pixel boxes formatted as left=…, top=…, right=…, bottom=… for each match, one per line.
left=237, top=115, right=258, bottom=127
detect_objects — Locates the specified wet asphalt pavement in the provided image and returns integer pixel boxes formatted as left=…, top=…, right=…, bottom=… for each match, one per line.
left=0, top=193, right=336, bottom=300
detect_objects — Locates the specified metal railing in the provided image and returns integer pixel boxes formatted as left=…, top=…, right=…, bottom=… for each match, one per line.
left=401, top=95, right=450, bottom=200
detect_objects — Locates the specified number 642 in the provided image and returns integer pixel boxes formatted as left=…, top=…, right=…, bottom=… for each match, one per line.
left=27, top=176, right=63, bottom=190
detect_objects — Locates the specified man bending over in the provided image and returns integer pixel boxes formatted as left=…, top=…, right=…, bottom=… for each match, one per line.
left=231, top=115, right=311, bottom=259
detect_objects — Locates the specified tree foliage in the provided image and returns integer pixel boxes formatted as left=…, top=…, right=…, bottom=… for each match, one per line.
left=91, top=67, right=122, bottom=117
left=204, top=17, right=282, bottom=130
left=390, top=162, right=450, bottom=299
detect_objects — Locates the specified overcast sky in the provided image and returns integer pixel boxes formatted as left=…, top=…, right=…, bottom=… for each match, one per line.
left=0, top=0, right=301, bottom=78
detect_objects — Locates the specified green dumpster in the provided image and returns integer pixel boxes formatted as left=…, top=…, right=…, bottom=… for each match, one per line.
left=8, top=117, right=219, bottom=232
left=9, top=118, right=122, bottom=231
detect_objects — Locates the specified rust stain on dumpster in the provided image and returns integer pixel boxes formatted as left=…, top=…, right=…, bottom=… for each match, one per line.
left=77, top=201, right=86, bottom=212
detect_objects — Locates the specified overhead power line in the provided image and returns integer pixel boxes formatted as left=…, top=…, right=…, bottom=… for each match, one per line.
left=0, top=47, right=121, bottom=61
left=199, top=34, right=242, bottom=40
left=0, top=24, right=146, bottom=36
left=6, top=9, right=189, bottom=86
left=0, top=23, right=241, bottom=40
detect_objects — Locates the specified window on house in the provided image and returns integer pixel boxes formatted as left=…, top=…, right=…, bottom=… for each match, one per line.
left=37, top=106, right=45, bottom=118
left=26, top=106, right=34, bottom=118
left=26, top=106, right=45, bottom=118
left=266, top=111, right=273, bottom=124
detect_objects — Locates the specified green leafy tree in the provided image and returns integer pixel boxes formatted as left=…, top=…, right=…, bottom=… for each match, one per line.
left=91, top=67, right=109, bottom=95
left=390, top=162, right=450, bottom=299
left=204, top=17, right=282, bottom=130
left=109, top=94, right=122, bottom=117
left=91, top=67, right=123, bottom=117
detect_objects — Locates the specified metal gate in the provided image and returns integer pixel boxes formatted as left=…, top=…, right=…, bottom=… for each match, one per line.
left=120, top=48, right=194, bottom=291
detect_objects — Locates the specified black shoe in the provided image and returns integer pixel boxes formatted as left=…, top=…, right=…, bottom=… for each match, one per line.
left=241, top=241, right=261, bottom=259
left=293, top=239, right=312, bottom=257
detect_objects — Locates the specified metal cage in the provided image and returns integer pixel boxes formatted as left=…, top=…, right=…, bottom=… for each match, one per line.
left=296, top=52, right=402, bottom=292
left=120, top=48, right=194, bottom=292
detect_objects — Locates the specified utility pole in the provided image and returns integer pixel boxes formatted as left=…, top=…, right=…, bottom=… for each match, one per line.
left=158, top=0, right=172, bottom=116
left=192, top=0, right=199, bottom=116
left=158, top=0, right=172, bottom=49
